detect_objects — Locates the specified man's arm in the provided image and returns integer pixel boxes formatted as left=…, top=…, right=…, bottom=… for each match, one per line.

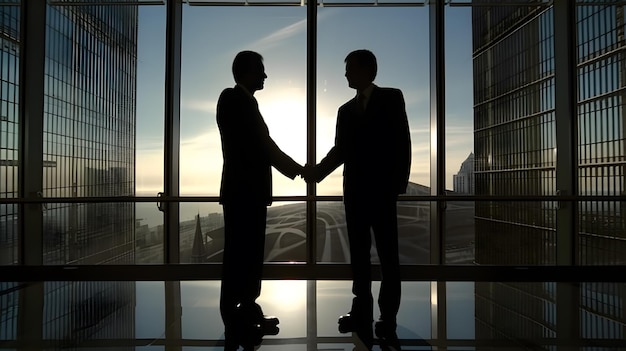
left=313, top=108, right=346, bottom=182
left=393, top=89, right=411, bottom=194
left=267, top=137, right=303, bottom=179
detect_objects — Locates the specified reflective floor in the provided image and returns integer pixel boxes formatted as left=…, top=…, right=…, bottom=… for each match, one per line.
left=1, top=280, right=625, bottom=350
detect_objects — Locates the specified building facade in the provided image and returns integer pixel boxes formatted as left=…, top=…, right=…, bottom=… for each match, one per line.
left=0, top=4, right=20, bottom=267
left=0, top=3, right=137, bottom=348
left=473, top=2, right=626, bottom=346
left=453, top=152, right=475, bottom=195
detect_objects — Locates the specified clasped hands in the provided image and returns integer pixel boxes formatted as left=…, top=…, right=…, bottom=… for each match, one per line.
left=299, top=163, right=320, bottom=183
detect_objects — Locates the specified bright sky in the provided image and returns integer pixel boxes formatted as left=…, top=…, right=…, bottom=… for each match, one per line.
left=135, top=5, right=474, bottom=198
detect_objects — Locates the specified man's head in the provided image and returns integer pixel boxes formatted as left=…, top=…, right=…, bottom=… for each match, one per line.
left=232, top=50, right=267, bottom=94
left=344, top=49, right=377, bottom=91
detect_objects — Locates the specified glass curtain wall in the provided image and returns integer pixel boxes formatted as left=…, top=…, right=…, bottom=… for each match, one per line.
left=1, top=1, right=162, bottom=348
left=472, top=1, right=558, bottom=344
left=576, top=2, right=626, bottom=342
left=1, top=1, right=626, bottom=350
left=0, top=2, right=19, bottom=266
left=471, top=1, right=626, bottom=345
left=43, top=3, right=138, bottom=265
left=0, top=1, right=624, bottom=276
left=0, top=2, right=20, bottom=345
left=0, top=16, right=625, bottom=347
left=40, top=2, right=167, bottom=265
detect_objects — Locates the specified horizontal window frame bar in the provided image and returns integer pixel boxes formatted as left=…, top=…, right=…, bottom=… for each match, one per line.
left=185, top=1, right=303, bottom=5
left=1, top=336, right=624, bottom=349
left=448, top=1, right=552, bottom=7
left=184, top=2, right=425, bottom=6
left=47, top=1, right=166, bottom=5
left=1, top=195, right=624, bottom=203
left=1, top=264, right=625, bottom=282
left=6, top=2, right=621, bottom=8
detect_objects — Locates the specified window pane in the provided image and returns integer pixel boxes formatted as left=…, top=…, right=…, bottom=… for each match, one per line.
left=445, top=5, right=475, bottom=264
left=316, top=7, right=430, bottom=196
left=316, top=7, right=430, bottom=266
left=180, top=6, right=307, bottom=197
left=576, top=4, right=626, bottom=265
left=472, top=3, right=556, bottom=266
left=177, top=201, right=307, bottom=264
left=136, top=6, right=165, bottom=197
left=43, top=3, right=165, bottom=264
left=135, top=5, right=166, bottom=264
left=178, top=202, right=224, bottom=263
left=179, top=6, right=307, bottom=263
left=0, top=3, right=19, bottom=266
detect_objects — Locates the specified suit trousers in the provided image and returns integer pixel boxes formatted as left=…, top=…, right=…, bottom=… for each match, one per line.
left=220, top=202, right=267, bottom=326
left=344, top=196, right=401, bottom=325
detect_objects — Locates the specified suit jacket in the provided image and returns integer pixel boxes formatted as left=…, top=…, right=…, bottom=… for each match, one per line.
left=217, top=85, right=301, bottom=206
left=317, top=85, right=411, bottom=203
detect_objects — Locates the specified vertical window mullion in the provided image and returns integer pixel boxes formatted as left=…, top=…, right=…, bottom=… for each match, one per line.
left=19, top=1, right=47, bottom=265
left=164, top=0, right=182, bottom=264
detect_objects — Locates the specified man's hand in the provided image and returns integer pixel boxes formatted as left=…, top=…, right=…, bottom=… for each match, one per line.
left=300, top=163, right=318, bottom=183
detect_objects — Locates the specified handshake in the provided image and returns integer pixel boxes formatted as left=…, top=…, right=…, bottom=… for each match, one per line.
left=299, top=163, right=323, bottom=183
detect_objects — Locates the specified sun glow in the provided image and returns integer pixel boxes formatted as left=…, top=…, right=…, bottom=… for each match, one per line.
left=258, top=89, right=311, bottom=196
left=258, top=280, right=306, bottom=312
left=259, top=89, right=307, bottom=164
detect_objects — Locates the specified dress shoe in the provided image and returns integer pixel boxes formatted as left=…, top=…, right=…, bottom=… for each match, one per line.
left=259, top=315, right=280, bottom=336
left=338, top=313, right=356, bottom=333
left=374, top=320, right=401, bottom=350
left=339, top=313, right=373, bottom=350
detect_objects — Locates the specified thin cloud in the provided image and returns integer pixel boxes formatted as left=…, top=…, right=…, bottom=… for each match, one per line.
left=183, top=99, right=217, bottom=114
left=410, top=127, right=430, bottom=135
left=250, top=19, right=307, bottom=50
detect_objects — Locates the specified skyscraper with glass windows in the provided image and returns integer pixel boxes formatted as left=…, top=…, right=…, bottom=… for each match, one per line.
left=473, top=2, right=626, bottom=345
left=0, top=3, right=137, bottom=265
left=453, top=152, right=474, bottom=195
left=43, top=4, right=137, bottom=265
left=0, top=4, right=20, bottom=266
left=0, top=3, right=137, bottom=346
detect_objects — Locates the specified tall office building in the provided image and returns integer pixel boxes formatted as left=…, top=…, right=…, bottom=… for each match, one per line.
left=43, top=4, right=137, bottom=265
left=0, top=3, right=137, bottom=347
left=0, top=4, right=19, bottom=266
left=453, top=152, right=475, bottom=195
left=0, top=4, right=137, bottom=265
left=473, top=2, right=626, bottom=346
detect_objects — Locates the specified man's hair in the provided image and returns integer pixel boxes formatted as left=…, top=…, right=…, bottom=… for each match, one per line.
left=345, top=49, right=377, bottom=81
left=232, top=50, right=263, bottom=83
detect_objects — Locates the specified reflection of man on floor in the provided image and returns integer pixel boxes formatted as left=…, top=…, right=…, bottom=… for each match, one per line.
left=306, top=49, right=411, bottom=350
left=216, top=50, right=303, bottom=350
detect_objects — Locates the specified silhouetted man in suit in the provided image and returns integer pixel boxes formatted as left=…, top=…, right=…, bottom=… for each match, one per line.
left=305, top=49, right=411, bottom=350
left=217, top=50, right=303, bottom=350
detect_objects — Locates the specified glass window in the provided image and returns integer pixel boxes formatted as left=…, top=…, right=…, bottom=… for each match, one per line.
left=42, top=3, right=166, bottom=264
left=178, top=6, right=307, bottom=263
left=316, top=6, right=430, bottom=264
left=471, top=3, right=556, bottom=266
left=576, top=4, right=626, bottom=265
left=317, top=6, right=429, bottom=195
left=445, top=5, right=475, bottom=265
left=0, top=3, right=19, bottom=265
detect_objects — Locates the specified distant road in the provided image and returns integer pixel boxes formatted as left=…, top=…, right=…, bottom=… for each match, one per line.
left=190, top=200, right=475, bottom=264
left=264, top=201, right=474, bottom=264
